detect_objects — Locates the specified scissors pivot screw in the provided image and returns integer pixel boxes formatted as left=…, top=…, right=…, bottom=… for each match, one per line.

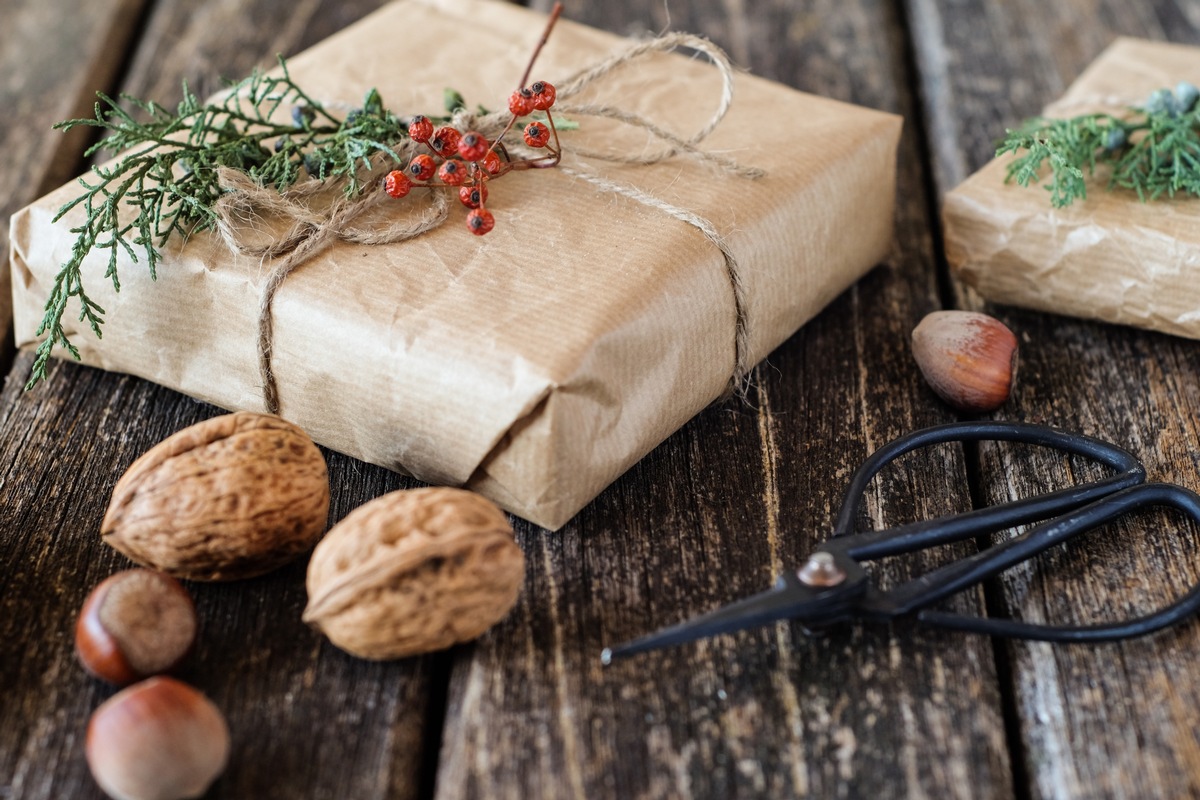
left=797, top=552, right=846, bottom=587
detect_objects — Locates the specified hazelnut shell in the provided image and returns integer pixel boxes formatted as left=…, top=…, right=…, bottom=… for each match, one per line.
left=75, top=569, right=197, bottom=686
left=85, top=676, right=229, bottom=800
left=911, top=310, right=1019, bottom=413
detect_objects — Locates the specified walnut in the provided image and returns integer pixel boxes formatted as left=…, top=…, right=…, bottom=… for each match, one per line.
left=101, top=412, right=329, bottom=581
left=303, top=487, right=525, bottom=660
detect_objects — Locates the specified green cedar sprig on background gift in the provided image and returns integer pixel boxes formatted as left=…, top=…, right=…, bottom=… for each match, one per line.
left=998, top=81, right=1200, bottom=208
left=29, top=58, right=417, bottom=390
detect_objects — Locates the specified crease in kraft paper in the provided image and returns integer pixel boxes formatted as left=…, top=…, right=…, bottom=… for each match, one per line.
left=944, top=37, right=1200, bottom=339
left=9, top=0, right=901, bottom=529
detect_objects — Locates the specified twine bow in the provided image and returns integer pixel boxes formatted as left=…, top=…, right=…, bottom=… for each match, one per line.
left=215, top=33, right=763, bottom=416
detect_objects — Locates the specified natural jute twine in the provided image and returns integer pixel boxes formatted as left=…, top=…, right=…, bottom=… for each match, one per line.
left=214, top=33, right=764, bottom=415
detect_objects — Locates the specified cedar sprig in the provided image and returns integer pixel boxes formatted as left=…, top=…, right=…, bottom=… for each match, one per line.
left=998, top=81, right=1200, bottom=208
left=28, top=58, right=409, bottom=389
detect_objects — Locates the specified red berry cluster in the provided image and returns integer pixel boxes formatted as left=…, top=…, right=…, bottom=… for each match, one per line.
left=382, top=79, right=560, bottom=236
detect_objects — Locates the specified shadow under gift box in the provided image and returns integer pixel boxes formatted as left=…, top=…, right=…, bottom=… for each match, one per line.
left=9, top=0, right=901, bottom=529
left=944, top=37, right=1200, bottom=339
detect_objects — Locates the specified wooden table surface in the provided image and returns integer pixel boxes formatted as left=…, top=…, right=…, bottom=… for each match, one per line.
left=5, top=1, right=1200, bottom=798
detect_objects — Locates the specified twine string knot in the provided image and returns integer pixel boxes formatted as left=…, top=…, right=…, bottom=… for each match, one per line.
left=215, top=32, right=763, bottom=415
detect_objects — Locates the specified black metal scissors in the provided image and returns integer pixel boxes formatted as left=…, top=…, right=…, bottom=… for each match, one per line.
left=601, top=421, right=1200, bottom=664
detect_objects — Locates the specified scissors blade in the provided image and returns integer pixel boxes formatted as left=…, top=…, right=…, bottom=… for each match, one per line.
left=601, top=572, right=830, bottom=665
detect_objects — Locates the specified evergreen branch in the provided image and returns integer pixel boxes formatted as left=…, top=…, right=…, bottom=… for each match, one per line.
left=28, top=58, right=413, bottom=389
left=998, top=81, right=1200, bottom=208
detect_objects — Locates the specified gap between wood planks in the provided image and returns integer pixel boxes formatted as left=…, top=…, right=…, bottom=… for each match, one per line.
left=962, top=439, right=1037, bottom=800
left=416, top=651, right=454, bottom=800
left=889, top=0, right=956, bottom=315
left=889, top=0, right=1036, bottom=796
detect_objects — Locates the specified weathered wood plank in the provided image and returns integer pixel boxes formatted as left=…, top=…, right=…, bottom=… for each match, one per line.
left=908, top=1, right=1200, bottom=797
left=0, top=354, right=434, bottom=800
left=0, top=1, right=446, bottom=799
left=0, top=0, right=148, bottom=372
left=117, top=0, right=395, bottom=111
left=433, top=2, right=1014, bottom=798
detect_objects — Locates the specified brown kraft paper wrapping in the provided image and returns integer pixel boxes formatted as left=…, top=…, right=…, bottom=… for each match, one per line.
left=9, top=0, right=901, bottom=529
left=944, top=38, right=1200, bottom=339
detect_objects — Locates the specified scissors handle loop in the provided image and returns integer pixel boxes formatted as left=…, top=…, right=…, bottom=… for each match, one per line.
left=913, top=482, right=1200, bottom=641
left=831, top=421, right=1145, bottom=561
left=830, top=421, right=1199, bottom=643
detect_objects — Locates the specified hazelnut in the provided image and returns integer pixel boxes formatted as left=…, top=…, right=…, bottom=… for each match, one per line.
left=86, top=676, right=230, bottom=800
left=75, top=569, right=197, bottom=686
left=303, top=487, right=525, bottom=660
left=911, top=310, right=1019, bottom=412
left=101, top=412, right=330, bottom=581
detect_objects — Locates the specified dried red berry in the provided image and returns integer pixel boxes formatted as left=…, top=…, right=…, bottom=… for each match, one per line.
left=437, top=159, right=467, bottom=186
left=407, top=154, right=436, bottom=181
left=459, top=183, right=488, bottom=209
left=508, top=88, right=535, bottom=117
left=466, top=208, right=495, bottom=236
left=384, top=170, right=412, bottom=198
left=408, top=115, right=434, bottom=143
left=480, top=150, right=503, bottom=175
left=523, top=121, right=550, bottom=148
left=430, top=127, right=461, bottom=158
left=457, top=132, right=489, bottom=162
left=530, top=81, right=556, bottom=111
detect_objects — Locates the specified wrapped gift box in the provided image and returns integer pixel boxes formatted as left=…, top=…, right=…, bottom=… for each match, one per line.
left=944, top=38, right=1200, bottom=339
left=10, top=0, right=900, bottom=529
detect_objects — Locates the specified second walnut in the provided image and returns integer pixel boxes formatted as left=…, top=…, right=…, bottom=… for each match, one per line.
left=304, top=487, right=526, bottom=660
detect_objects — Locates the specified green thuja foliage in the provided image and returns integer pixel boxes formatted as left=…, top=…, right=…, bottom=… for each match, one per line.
left=29, top=59, right=408, bottom=389
left=999, top=82, right=1200, bottom=208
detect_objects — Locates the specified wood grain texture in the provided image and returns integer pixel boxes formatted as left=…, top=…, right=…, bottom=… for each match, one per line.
left=0, top=355, right=435, bottom=800
left=0, top=0, right=148, bottom=371
left=12, top=0, right=1200, bottom=798
left=0, top=1, right=439, bottom=798
left=432, top=1, right=1013, bottom=798
left=118, top=0, right=394, bottom=107
left=908, top=1, right=1200, bottom=797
